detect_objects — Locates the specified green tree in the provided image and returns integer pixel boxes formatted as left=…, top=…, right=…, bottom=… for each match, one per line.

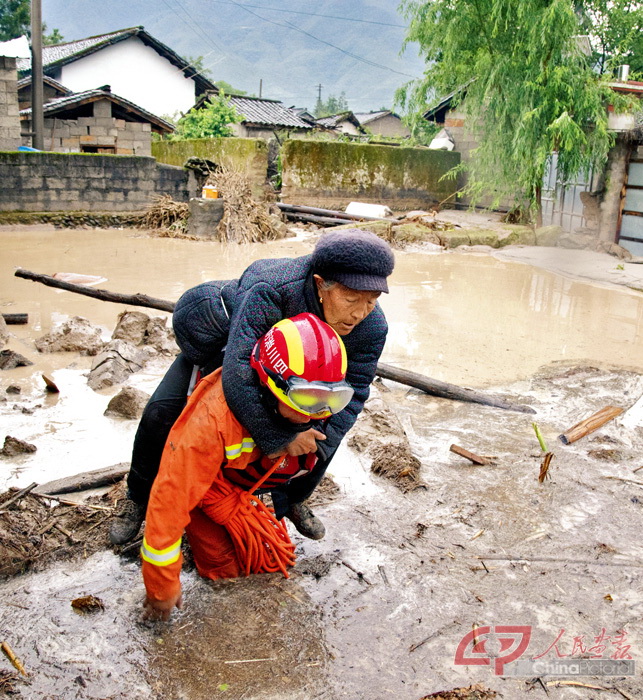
left=0, top=0, right=64, bottom=43
left=397, top=0, right=635, bottom=221
left=314, top=92, right=349, bottom=118
left=172, top=92, right=242, bottom=140
left=577, top=1, right=643, bottom=75
left=0, top=0, right=30, bottom=41
left=214, top=80, right=248, bottom=96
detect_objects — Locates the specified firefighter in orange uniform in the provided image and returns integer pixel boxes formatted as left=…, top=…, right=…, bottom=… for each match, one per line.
left=141, top=313, right=354, bottom=621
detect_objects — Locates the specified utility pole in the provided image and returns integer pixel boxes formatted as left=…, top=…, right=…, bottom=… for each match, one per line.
left=30, top=0, right=44, bottom=149
left=314, top=83, right=323, bottom=115
left=259, top=78, right=262, bottom=98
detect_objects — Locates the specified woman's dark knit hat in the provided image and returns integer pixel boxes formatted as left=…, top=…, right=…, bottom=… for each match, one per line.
left=311, top=229, right=395, bottom=293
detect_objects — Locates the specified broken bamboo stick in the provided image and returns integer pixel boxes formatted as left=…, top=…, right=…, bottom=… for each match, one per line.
left=14, top=268, right=175, bottom=313
left=15, top=269, right=536, bottom=413
left=376, top=362, right=536, bottom=414
left=558, top=406, right=623, bottom=445
left=449, top=444, right=493, bottom=466
left=0, top=642, right=27, bottom=676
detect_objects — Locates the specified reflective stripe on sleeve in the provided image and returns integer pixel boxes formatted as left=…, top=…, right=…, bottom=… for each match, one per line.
left=140, top=536, right=182, bottom=567
left=225, top=437, right=256, bottom=460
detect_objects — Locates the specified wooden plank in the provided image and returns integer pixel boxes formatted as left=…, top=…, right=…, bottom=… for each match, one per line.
left=2, top=313, right=28, bottom=325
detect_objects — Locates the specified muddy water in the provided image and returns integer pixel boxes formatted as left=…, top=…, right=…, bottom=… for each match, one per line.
left=2, top=227, right=643, bottom=699
left=2, top=226, right=643, bottom=492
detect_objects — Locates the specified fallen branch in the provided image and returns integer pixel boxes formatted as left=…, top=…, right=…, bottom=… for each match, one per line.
left=477, top=554, right=643, bottom=568
left=30, top=493, right=113, bottom=511
left=449, top=444, right=494, bottom=465
left=276, top=202, right=387, bottom=222
left=376, top=362, right=536, bottom=414
left=14, top=268, right=175, bottom=313
left=16, top=269, right=536, bottom=413
left=559, top=406, right=623, bottom=445
left=538, top=452, right=554, bottom=483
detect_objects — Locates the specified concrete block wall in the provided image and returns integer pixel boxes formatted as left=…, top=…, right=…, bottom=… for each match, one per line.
left=0, top=152, right=195, bottom=212
left=0, top=56, right=21, bottom=151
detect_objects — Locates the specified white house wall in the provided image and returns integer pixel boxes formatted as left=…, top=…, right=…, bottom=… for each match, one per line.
left=58, top=37, right=197, bottom=118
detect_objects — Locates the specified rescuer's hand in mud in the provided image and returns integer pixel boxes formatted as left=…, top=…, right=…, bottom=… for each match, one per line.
left=285, top=429, right=325, bottom=457
left=142, top=592, right=183, bottom=622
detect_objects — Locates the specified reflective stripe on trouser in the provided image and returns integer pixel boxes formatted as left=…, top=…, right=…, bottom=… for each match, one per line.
left=140, top=536, right=182, bottom=566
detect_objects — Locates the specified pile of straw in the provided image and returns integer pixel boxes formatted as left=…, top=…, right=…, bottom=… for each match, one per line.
left=141, top=195, right=189, bottom=238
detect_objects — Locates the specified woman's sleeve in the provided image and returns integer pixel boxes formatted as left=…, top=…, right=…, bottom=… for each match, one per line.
left=316, top=309, right=388, bottom=459
left=221, top=282, right=297, bottom=456
left=172, top=282, right=229, bottom=366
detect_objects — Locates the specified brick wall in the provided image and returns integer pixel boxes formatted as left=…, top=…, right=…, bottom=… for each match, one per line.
left=0, top=152, right=196, bottom=212
left=0, top=56, right=21, bottom=151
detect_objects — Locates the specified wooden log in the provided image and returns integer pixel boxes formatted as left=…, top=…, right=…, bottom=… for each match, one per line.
left=376, top=362, right=536, bottom=414
left=14, top=268, right=175, bottom=313
left=2, top=313, right=28, bottom=325
left=276, top=203, right=387, bottom=222
left=558, top=406, right=623, bottom=445
left=16, top=269, right=536, bottom=413
left=34, top=463, right=129, bottom=495
left=449, top=444, right=493, bottom=465
left=281, top=212, right=371, bottom=227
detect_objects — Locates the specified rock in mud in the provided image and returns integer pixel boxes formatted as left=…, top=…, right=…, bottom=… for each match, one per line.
left=1, top=435, right=37, bottom=456
left=104, top=386, right=150, bottom=419
left=112, top=311, right=178, bottom=356
left=144, top=316, right=178, bottom=355
left=0, top=349, right=33, bottom=369
left=87, top=340, right=151, bottom=391
left=35, top=316, right=104, bottom=356
left=112, top=310, right=150, bottom=345
left=6, top=385, right=21, bottom=394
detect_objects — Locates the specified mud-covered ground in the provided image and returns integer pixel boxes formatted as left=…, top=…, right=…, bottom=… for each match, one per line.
left=1, top=226, right=643, bottom=699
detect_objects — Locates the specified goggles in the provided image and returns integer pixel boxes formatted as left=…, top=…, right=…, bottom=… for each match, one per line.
left=286, top=377, right=354, bottom=417
left=263, top=364, right=354, bottom=417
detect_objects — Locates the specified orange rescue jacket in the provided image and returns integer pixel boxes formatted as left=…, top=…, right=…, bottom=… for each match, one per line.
left=141, top=368, right=293, bottom=601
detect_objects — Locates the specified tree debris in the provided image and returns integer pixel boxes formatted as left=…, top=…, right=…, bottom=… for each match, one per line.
left=71, top=595, right=105, bottom=613
left=419, top=683, right=497, bottom=699
left=538, top=452, right=554, bottom=483
left=449, top=444, right=494, bottom=466
left=0, top=642, right=27, bottom=677
left=559, top=406, right=623, bottom=445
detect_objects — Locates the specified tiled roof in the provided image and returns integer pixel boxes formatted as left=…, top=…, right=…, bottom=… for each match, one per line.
left=20, top=88, right=175, bottom=133
left=17, top=75, right=73, bottom=95
left=228, top=96, right=312, bottom=129
left=17, top=27, right=216, bottom=94
left=354, top=111, right=393, bottom=125
left=315, top=111, right=362, bottom=131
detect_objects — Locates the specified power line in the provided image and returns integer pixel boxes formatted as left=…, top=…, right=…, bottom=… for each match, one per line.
left=208, top=1, right=406, bottom=28
left=226, top=0, right=415, bottom=78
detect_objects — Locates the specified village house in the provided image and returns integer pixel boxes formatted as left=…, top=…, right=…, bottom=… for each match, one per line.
left=19, top=85, right=175, bottom=156
left=193, top=92, right=313, bottom=139
left=354, top=110, right=410, bottom=138
left=315, top=111, right=364, bottom=136
left=16, top=26, right=217, bottom=118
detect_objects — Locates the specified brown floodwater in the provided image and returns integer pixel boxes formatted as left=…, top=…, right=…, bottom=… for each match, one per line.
left=2, top=225, right=643, bottom=493
left=2, top=226, right=643, bottom=699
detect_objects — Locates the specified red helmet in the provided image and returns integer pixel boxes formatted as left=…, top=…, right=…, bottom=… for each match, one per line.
left=251, top=313, right=353, bottom=418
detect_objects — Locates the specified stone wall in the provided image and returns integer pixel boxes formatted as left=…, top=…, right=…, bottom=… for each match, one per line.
left=0, top=56, right=21, bottom=151
left=152, top=137, right=269, bottom=198
left=0, top=151, right=196, bottom=212
left=280, top=139, right=460, bottom=210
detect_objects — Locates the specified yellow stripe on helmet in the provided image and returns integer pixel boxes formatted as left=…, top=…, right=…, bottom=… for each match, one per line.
left=274, top=318, right=305, bottom=375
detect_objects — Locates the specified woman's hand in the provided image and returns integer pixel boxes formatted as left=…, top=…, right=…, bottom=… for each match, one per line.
left=142, top=591, right=183, bottom=622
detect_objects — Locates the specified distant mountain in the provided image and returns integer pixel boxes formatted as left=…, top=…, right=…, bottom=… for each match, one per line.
left=42, top=0, right=426, bottom=113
